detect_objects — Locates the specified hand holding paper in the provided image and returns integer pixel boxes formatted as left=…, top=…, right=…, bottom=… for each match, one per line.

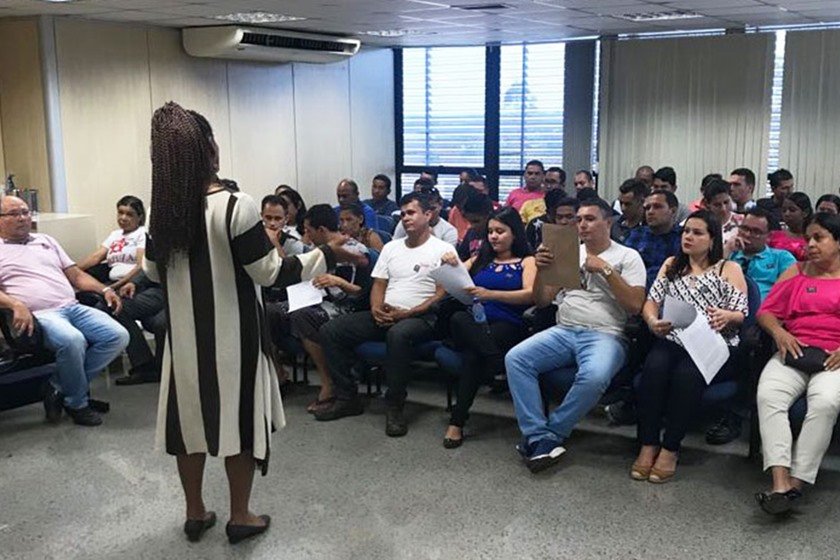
left=286, top=280, right=326, bottom=313
left=429, top=263, right=475, bottom=304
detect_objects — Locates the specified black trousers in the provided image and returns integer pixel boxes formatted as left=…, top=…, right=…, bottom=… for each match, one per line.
left=99, top=286, right=166, bottom=373
left=636, top=338, right=737, bottom=452
left=448, top=311, right=525, bottom=427
left=320, top=310, right=437, bottom=406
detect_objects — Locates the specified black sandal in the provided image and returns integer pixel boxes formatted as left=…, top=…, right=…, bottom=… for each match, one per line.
left=755, top=489, right=801, bottom=515
left=184, top=511, right=216, bottom=542
left=226, top=514, right=271, bottom=545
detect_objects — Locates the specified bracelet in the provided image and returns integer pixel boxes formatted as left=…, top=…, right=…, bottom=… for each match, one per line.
left=102, top=286, right=113, bottom=294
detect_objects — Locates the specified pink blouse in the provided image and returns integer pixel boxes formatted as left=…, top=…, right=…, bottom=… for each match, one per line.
left=758, top=268, right=840, bottom=352
left=767, top=230, right=808, bottom=261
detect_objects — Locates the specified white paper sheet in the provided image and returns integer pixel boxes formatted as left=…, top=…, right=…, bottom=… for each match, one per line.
left=429, top=264, right=475, bottom=305
left=286, top=280, right=326, bottom=313
left=662, top=295, right=698, bottom=329
left=675, top=315, right=730, bottom=384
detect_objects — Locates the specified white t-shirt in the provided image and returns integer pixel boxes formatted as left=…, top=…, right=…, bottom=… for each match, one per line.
left=102, top=226, right=146, bottom=281
left=393, top=218, right=458, bottom=246
left=555, top=241, right=646, bottom=338
left=371, top=235, right=451, bottom=310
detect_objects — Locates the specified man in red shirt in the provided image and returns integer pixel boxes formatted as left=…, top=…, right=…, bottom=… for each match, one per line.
left=505, top=160, right=545, bottom=211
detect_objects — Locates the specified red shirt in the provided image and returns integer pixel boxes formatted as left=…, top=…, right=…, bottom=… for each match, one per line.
left=758, top=269, right=840, bottom=352
left=505, top=188, right=543, bottom=212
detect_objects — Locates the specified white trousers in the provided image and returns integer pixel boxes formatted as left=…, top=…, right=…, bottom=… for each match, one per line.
left=757, top=355, right=840, bottom=484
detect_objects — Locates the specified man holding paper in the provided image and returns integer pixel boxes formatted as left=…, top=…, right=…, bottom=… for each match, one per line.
left=316, top=192, right=449, bottom=437
left=505, top=198, right=647, bottom=473
left=632, top=210, right=747, bottom=483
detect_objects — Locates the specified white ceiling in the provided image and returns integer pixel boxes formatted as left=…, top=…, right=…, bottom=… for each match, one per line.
left=1, top=0, right=839, bottom=45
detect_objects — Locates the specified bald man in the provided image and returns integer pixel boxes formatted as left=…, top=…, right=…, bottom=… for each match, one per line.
left=0, top=196, right=128, bottom=426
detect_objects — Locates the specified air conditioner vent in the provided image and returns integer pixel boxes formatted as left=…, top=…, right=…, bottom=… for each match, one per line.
left=240, top=32, right=356, bottom=54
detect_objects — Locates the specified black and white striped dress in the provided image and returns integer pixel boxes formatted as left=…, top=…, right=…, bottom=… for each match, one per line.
left=143, top=188, right=335, bottom=472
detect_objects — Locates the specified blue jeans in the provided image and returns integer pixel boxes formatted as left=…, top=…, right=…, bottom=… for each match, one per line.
left=35, top=304, right=129, bottom=409
left=505, top=325, right=627, bottom=445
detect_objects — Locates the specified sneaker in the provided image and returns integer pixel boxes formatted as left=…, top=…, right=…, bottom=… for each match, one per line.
left=525, top=438, right=565, bottom=473
left=313, top=397, right=364, bottom=422
left=385, top=406, right=408, bottom=437
left=705, top=412, right=742, bottom=445
left=43, top=387, right=63, bottom=423
left=64, top=406, right=103, bottom=427
left=604, top=400, right=637, bottom=426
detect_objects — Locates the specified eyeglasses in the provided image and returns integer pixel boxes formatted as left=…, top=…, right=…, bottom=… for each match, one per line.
left=0, top=209, right=31, bottom=219
left=737, top=225, right=767, bottom=236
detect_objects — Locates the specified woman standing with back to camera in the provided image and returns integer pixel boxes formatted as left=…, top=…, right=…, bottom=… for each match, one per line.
left=144, top=102, right=346, bottom=544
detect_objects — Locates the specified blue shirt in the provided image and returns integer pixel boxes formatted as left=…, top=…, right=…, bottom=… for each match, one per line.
left=335, top=203, right=379, bottom=232
left=363, top=198, right=400, bottom=217
left=624, top=225, right=682, bottom=289
left=729, top=246, right=796, bottom=301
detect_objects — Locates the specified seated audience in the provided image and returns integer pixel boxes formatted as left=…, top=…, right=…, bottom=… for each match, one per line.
left=687, top=173, right=723, bottom=213
left=336, top=178, right=377, bottom=229
left=652, top=166, right=690, bottom=223
left=267, top=204, right=372, bottom=413
left=611, top=178, right=649, bottom=244
left=77, top=196, right=166, bottom=385
left=703, top=178, right=743, bottom=256
left=633, top=210, right=748, bottom=483
left=0, top=196, right=129, bottom=426
left=394, top=184, right=458, bottom=245
left=339, top=203, right=384, bottom=252
left=275, top=185, right=308, bottom=237
left=505, top=198, right=646, bottom=473
left=624, top=190, right=682, bottom=289
left=816, top=194, right=840, bottom=215
left=573, top=170, right=595, bottom=192
left=729, top=207, right=796, bottom=301
left=363, top=174, right=399, bottom=217
left=457, top=191, right=494, bottom=261
left=768, top=192, right=812, bottom=261
left=459, top=168, right=480, bottom=185
left=316, top=192, right=450, bottom=436
left=754, top=212, right=840, bottom=515
left=729, top=167, right=757, bottom=213
left=420, top=168, right=439, bottom=186
left=439, top=207, right=535, bottom=448
left=520, top=166, right=566, bottom=224
left=635, top=165, right=655, bottom=188
left=505, top=160, right=545, bottom=211
left=525, top=191, right=578, bottom=251
left=758, top=169, right=795, bottom=230
left=261, top=195, right=306, bottom=256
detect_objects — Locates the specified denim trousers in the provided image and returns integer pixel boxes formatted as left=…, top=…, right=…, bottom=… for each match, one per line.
left=505, top=325, right=626, bottom=445
left=35, top=304, right=129, bottom=409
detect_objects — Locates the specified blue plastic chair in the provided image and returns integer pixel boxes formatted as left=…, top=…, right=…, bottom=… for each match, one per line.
left=375, top=214, right=396, bottom=234
left=374, top=229, right=392, bottom=245
left=354, top=340, right=452, bottom=405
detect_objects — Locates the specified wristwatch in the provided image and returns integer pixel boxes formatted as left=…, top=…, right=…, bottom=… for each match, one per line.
left=602, top=264, right=614, bottom=277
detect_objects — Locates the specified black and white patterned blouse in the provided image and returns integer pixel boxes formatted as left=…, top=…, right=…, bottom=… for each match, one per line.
left=648, top=262, right=749, bottom=347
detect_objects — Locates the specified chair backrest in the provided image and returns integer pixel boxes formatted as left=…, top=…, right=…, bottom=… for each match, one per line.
left=742, top=275, right=762, bottom=331
left=366, top=248, right=380, bottom=272
left=375, top=214, right=396, bottom=234
left=375, top=229, right=393, bottom=245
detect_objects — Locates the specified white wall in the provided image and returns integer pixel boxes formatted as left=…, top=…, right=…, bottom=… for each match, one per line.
left=50, top=19, right=394, bottom=242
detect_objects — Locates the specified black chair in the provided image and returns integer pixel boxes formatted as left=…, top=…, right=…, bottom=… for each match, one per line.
left=0, top=309, right=55, bottom=413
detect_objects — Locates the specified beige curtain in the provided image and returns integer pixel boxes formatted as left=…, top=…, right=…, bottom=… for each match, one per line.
left=598, top=34, right=773, bottom=203
left=780, top=30, right=840, bottom=200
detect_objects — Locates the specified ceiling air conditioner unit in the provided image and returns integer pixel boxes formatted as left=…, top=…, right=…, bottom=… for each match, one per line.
left=183, top=27, right=360, bottom=63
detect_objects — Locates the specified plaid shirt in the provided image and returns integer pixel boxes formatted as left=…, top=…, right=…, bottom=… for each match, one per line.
left=624, top=225, right=682, bottom=289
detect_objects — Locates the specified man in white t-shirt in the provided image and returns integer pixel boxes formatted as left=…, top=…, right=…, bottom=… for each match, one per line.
left=392, top=185, right=458, bottom=246
left=318, top=192, right=449, bottom=437
left=506, top=198, right=646, bottom=473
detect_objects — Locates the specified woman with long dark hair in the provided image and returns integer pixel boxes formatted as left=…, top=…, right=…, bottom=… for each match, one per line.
left=144, top=103, right=345, bottom=544
left=768, top=192, right=813, bottom=261
left=632, top=210, right=748, bottom=482
left=439, top=206, right=536, bottom=447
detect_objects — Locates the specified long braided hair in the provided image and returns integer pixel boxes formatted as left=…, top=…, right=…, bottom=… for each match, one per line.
left=149, top=102, right=217, bottom=265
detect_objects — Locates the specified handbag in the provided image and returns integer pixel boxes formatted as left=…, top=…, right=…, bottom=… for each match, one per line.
left=784, top=346, right=829, bottom=375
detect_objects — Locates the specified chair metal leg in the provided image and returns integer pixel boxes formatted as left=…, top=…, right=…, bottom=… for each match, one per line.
left=302, top=355, right=309, bottom=385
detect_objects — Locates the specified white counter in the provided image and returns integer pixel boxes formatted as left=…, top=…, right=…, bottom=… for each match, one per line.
left=33, top=212, right=97, bottom=263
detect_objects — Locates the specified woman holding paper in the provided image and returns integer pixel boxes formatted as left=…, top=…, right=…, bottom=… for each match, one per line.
left=440, top=207, right=536, bottom=448
left=632, top=210, right=748, bottom=483
left=754, top=212, right=840, bottom=515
